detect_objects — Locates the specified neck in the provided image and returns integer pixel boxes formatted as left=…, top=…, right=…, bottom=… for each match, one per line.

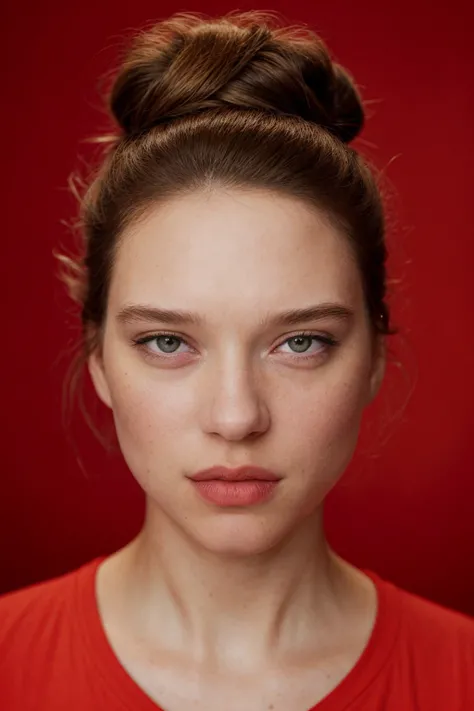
left=99, top=503, right=374, bottom=670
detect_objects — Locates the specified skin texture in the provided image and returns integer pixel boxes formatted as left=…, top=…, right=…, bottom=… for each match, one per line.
left=89, top=188, right=385, bottom=709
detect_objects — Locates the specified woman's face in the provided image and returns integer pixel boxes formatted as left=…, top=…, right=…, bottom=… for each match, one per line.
left=90, top=189, right=384, bottom=555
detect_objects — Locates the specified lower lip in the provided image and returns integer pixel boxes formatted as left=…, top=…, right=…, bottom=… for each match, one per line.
left=190, top=480, right=279, bottom=506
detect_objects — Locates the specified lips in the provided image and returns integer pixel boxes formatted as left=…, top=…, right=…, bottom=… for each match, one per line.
left=189, top=465, right=281, bottom=482
left=188, top=466, right=281, bottom=507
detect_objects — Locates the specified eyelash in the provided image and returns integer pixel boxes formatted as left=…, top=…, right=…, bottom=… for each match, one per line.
left=131, top=331, right=339, bottom=362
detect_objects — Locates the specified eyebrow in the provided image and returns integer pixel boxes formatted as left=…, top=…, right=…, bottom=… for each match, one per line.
left=116, top=302, right=354, bottom=327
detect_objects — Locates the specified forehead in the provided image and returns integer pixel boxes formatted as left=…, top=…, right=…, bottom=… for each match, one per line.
left=109, top=189, right=363, bottom=315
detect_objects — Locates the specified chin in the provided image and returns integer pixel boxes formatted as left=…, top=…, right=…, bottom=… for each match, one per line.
left=188, top=513, right=291, bottom=558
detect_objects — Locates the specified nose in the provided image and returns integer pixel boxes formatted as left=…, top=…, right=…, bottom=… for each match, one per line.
left=200, top=358, right=270, bottom=442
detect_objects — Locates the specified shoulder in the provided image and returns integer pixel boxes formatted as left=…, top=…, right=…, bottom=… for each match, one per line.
left=0, top=562, right=86, bottom=621
left=372, top=571, right=474, bottom=695
left=0, top=558, right=103, bottom=659
left=394, top=580, right=474, bottom=646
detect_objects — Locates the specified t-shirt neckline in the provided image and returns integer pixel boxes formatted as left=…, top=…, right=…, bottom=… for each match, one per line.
left=75, top=556, right=402, bottom=711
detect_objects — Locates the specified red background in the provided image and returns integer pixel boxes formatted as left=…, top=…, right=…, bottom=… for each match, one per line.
left=2, top=0, right=474, bottom=614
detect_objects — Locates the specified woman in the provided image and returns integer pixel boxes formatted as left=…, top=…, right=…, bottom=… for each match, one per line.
left=1, top=11, right=473, bottom=711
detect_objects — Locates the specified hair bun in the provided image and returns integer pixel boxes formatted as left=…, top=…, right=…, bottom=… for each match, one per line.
left=109, top=12, right=365, bottom=143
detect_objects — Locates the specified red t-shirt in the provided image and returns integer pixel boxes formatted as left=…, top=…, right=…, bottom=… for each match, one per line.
left=1, top=556, right=474, bottom=710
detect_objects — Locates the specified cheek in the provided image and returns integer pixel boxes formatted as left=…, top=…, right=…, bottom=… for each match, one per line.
left=301, top=381, right=365, bottom=451
left=106, top=372, right=192, bottom=485
left=278, top=366, right=370, bottom=487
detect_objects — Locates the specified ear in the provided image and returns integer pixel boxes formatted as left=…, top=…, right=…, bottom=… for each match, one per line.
left=367, top=335, right=386, bottom=405
left=88, top=350, right=113, bottom=410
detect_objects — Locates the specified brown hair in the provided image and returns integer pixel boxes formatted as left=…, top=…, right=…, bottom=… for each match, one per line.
left=58, top=10, right=397, bottom=439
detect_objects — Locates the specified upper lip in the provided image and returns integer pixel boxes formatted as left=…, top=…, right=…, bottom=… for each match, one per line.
left=189, top=466, right=281, bottom=482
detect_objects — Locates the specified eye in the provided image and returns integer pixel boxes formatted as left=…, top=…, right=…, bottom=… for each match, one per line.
left=276, top=332, right=337, bottom=358
left=134, top=333, right=191, bottom=356
left=132, top=331, right=339, bottom=361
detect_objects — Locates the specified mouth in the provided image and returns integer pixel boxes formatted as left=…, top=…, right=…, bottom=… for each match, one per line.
left=189, top=479, right=279, bottom=507
left=188, top=466, right=281, bottom=507
left=188, top=465, right=281, bottom=482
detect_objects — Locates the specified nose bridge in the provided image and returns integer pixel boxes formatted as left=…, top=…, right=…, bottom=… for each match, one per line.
left=201, top=344, right=270, bottom=440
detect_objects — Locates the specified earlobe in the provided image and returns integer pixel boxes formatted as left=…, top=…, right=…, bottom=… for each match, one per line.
left=88, top=351, right=113, bottom=410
